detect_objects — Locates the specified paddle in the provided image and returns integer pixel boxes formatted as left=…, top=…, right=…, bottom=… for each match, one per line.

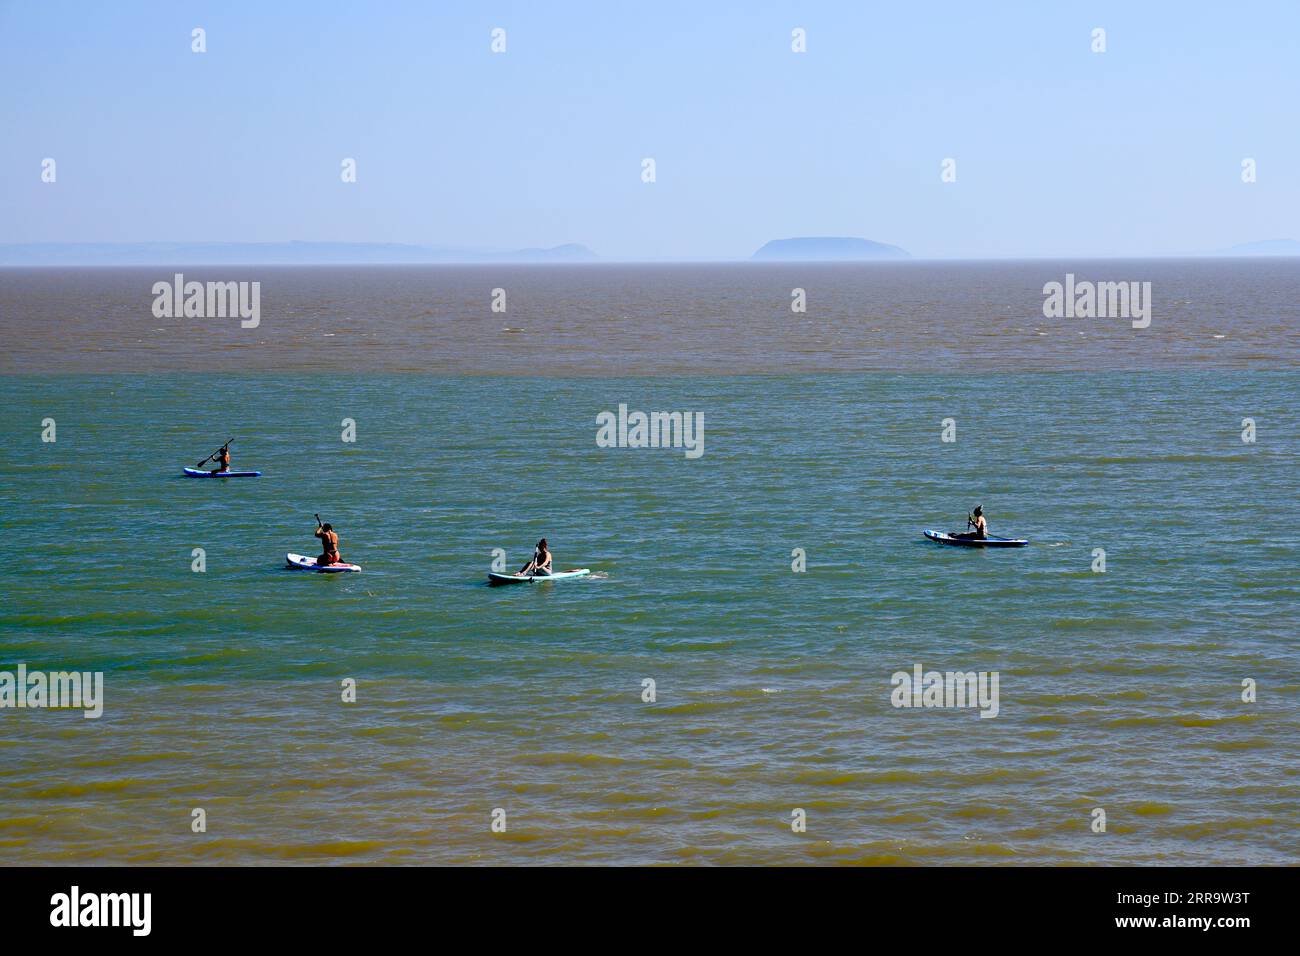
left=197, top=438, right=233, bottom=468
left=947, top=513, right=976, bottom=537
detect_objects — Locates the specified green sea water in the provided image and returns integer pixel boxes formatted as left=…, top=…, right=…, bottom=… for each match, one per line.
left=1, top=371, right=1297, bottom=864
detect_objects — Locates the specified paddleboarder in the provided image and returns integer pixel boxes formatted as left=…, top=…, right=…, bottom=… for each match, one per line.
left=314, top=515, right=343, bottom=567
left=518, top=538, right=552, bottom=577
left=211, top=443, right=231, bottom=474
left=195, top=439, right=234, bottom=475
left=952, top=505, right=988, bottom=541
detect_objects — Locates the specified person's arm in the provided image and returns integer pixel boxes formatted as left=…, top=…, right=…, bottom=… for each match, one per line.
left=540, top=551, right=552, bottom=570
left=314, top=526, right=324, bottom=540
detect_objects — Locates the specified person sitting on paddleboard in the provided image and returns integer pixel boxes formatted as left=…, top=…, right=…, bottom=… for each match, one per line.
left=211, top=444, right=231, bottom=475
left=314, top=520, right=342, bottom=566
left=518, top=538, right=552, bottom=577
left=954, top=505, right=987, bottom=540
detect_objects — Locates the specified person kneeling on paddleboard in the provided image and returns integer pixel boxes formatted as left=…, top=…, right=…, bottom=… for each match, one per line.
left=953, top=505, right=988, bottom=540
left=211, top=443, right=231, bottom=475
left=518, top=538, right=552, bottom=577
left=314, top=518, right=343, bottom=566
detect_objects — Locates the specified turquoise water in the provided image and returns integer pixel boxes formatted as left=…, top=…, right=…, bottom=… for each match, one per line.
left=1, top=371, right=1296, bottom=863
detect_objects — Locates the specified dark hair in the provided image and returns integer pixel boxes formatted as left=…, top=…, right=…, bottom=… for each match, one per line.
left=322, top=523, right=333, bottom=532
left=537, top=538, right=548, bottom=549
left=973, top=506, right=983, bottom=516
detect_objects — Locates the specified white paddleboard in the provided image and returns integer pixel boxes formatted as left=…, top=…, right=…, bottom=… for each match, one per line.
left=184, top=467, right=261, bottom=478
left=286, top=552, right=361, bottom=573
left=488, top=568, right=590, bottom=586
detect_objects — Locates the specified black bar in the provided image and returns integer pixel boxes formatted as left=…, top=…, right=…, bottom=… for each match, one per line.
left=1, top=866, right=1280, bottom=942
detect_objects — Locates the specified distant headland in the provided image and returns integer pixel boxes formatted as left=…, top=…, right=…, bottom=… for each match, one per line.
left=751, top=237, right=911, bottom=262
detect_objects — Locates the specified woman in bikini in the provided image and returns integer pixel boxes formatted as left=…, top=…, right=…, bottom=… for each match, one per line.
left=518, top=538, right=552, bottom=577
left=314, top=520, right=343, bottom=566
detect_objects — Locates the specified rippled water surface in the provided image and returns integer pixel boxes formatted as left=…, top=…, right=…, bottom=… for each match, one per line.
left=2, top=367, right=1295, bottom=864
left=2, top=262, right=1298, bottom=864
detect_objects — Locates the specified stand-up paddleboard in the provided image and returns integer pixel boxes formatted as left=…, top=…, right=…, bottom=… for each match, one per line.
left=286, top=552, right=361, bottom=573
left=488, top=568, right=590, bottom=586
left=924, top=529, right=1028, bottom=548
left=184, top=467, right=261, bottom=478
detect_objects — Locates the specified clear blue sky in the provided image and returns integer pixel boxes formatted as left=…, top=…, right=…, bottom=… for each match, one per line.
left=2, top=0, right=1297, bottom=259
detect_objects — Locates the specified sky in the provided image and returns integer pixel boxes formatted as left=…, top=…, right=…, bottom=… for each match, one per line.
left=1, top=0, right=1298, bottom=260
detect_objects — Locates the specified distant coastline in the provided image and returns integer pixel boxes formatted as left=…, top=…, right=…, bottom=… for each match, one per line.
left=0, top=241, right=599, bottom=267
left=1215, top=239, right=1300, bottom=257
left=2, top=238, right=1298, bottom=266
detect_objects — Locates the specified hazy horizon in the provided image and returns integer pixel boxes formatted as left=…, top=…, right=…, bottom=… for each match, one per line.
left=1, top=238, right=1298, bottom=266
left=2, top=1, right=1299, bottom=259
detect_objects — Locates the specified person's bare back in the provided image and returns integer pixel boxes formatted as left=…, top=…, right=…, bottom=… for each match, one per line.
left=954, top=505, right=988, bottom=540
left=315, top=523, right=341, bottom=565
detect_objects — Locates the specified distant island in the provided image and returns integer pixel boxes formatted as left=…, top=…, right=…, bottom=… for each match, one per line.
left=0, top=241, right=599, bottom=266
left=751, top=237, right=910, bottom=262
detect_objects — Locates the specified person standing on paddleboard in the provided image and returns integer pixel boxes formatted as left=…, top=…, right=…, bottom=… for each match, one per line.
left=314, top=518, right=342, bottom=566
left=518, top=538, right=552, bottom=577
left=953, top=505, right=988, bottom=540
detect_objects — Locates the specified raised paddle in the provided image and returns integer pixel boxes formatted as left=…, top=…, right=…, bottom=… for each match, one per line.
left=197, top=438, right=233, bottom=468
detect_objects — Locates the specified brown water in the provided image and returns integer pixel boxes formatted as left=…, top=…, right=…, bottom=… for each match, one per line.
left=3, top=260, right=1297, bottom=374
